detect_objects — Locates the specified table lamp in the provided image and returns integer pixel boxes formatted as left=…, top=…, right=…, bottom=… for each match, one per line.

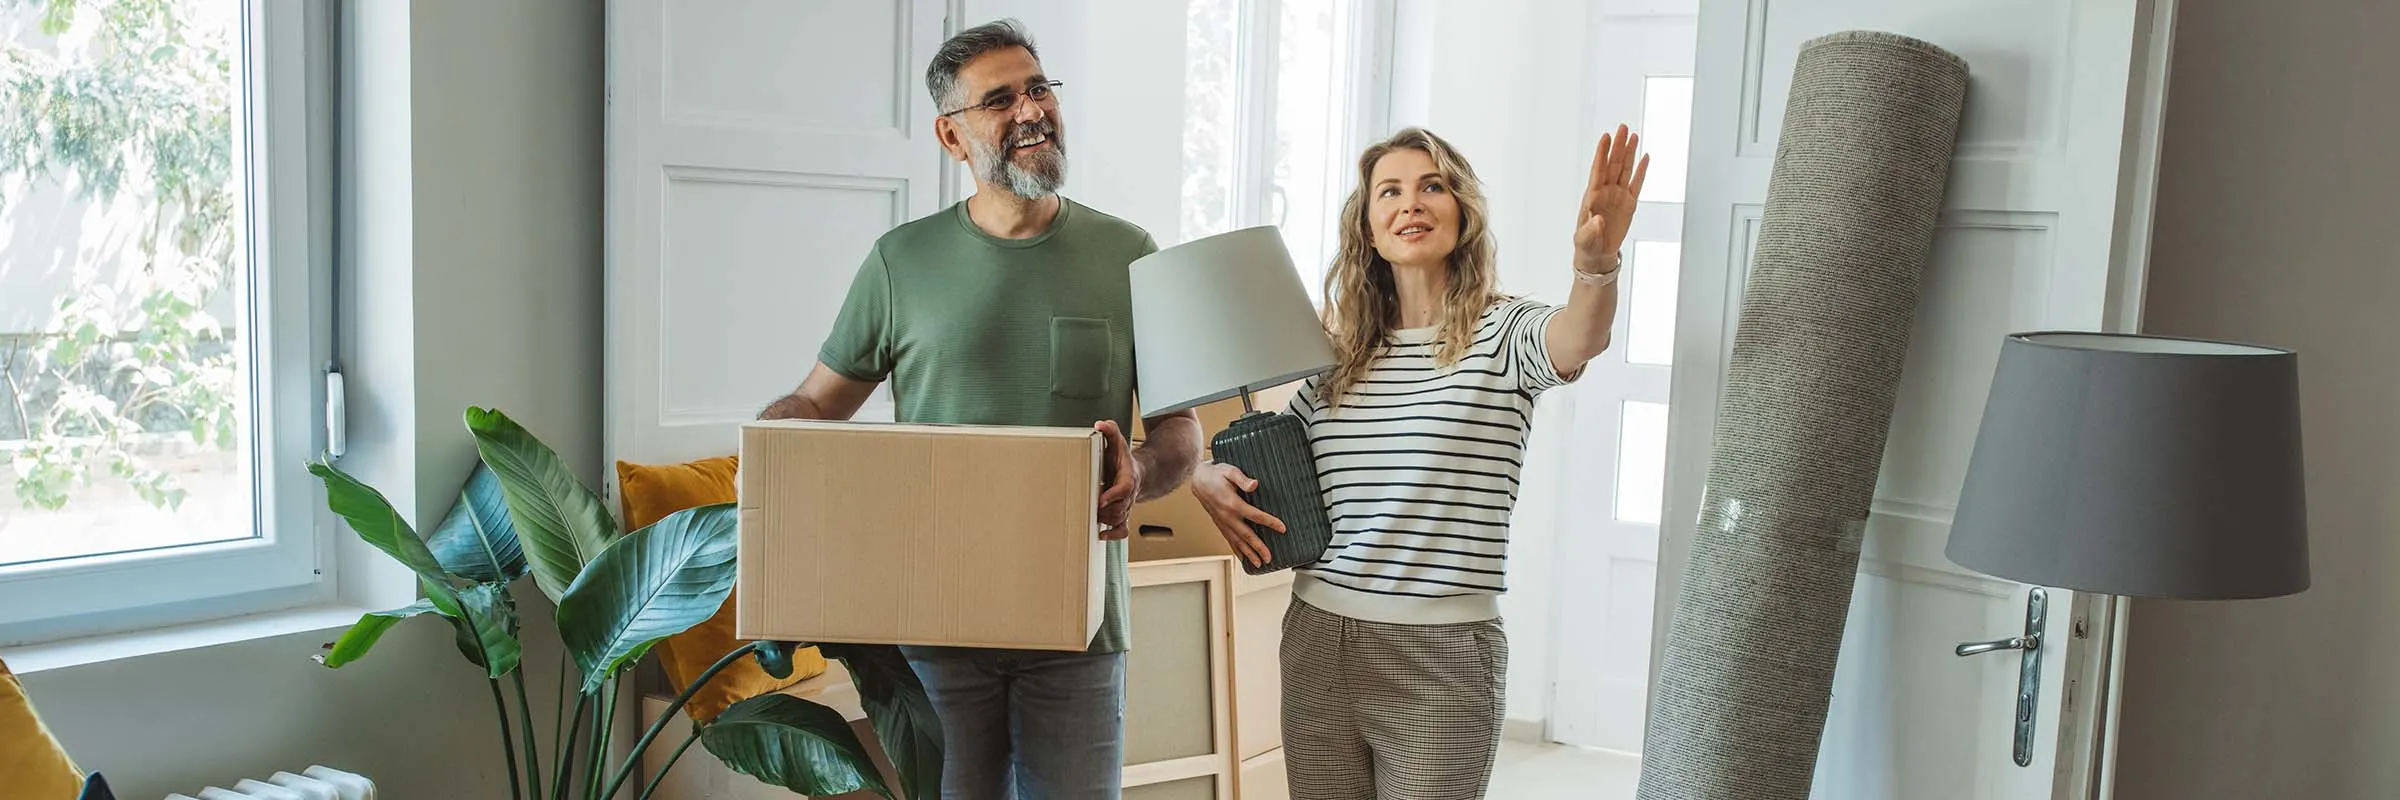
left=1130, top=226, right=1338, bottom=574
left=1943, top=331, right=2311, bottom=770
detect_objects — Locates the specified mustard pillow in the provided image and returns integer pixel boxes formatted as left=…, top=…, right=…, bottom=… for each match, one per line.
left=1, top=658, right=83, bottom=800
left=616, top=456, right=826, bottom=722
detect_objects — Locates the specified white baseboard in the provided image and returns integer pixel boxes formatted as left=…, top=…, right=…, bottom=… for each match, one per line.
left=1504, top=718, right=1547, bottom=743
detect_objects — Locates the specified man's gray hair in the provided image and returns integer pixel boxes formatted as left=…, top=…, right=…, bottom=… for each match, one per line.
left=926, top=19, right=1041, bottom=111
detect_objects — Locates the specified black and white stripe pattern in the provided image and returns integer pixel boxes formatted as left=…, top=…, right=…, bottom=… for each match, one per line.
left=1285, top=297, right=1570, bottom=624
left=1280, top=597, right=1509, bottom=799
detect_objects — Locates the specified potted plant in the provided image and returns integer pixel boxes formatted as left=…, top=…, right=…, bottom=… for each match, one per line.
left=306, top=407, right=940, bottom=800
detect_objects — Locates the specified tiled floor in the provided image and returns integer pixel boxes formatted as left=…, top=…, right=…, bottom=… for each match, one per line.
left=1487, top=739, right=1641, bottom=798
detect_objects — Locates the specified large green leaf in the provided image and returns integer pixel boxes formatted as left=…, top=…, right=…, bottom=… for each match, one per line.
left=819, top=643, right=943, bottom=800
left=308, top=460, right=465, bottom=613
left=699, top=695, right=890, bottom=798
left=308, top=460, right=453, bottom=582
left=421, top=575, right=464, bottom=617
left=315, top=600, right=436, bottom=668
left=556, top=503, right=739, bottom=693
left=449, top=583, right=524, bottom=679
left=464, top=407, right=619, bottom=603
left=426, top=463, right=527, bottom=584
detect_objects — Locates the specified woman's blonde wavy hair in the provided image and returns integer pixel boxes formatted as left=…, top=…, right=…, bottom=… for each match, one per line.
left=1316, top=127, right=1505, bottom=407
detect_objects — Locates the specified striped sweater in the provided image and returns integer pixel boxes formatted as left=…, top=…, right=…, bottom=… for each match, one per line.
left=1283, top=297, right=1575, bottom=625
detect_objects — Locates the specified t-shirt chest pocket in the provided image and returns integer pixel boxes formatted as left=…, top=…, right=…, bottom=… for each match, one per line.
left=1049, top=316, right=1114, bottom=399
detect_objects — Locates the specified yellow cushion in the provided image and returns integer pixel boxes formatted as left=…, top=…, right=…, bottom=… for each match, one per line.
left=617, top=456, right=826, bottom=722
left=0, top=657, right=83, bottom=800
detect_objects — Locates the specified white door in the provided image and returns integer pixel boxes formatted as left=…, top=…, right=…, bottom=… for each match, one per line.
left=604, top=0, right=948, bottom=475
left=1654, top=1, right=2172, bottom=797
left=1549, top=1, right=1700, bottom=755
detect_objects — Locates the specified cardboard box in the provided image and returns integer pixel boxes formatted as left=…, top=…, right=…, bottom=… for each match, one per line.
left=1127, top=482, right=1237, bottom=563
left=736, top=420, right=1106, bottom=651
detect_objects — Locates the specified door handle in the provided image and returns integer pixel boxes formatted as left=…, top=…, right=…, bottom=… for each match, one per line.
left=1955, top=635, right=2037, bottom=657
left=1956, top=586, right=2047, bottom=768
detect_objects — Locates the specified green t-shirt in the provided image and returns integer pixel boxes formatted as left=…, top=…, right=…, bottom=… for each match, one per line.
left=818, top=197, right=1156, bottom=654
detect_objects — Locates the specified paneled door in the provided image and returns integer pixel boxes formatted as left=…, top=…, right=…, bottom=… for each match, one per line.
left=604, top=0, right=949, bottom=478
left=1654, top=0, right=2174, bottom=797
left=1549, top=0, right=1701, bottom=757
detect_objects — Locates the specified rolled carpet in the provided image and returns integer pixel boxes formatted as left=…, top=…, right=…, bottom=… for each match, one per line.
left=1635, top=31, right=1968, bottom=800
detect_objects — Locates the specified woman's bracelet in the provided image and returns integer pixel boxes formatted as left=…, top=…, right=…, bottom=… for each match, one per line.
left=1574, top=250, right=1623, bottom=287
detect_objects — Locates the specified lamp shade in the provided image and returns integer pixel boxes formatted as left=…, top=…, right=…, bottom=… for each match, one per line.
left=1129, top=226, right=1337, bottom=418
left=1945, top=332, right=2310, bottom=600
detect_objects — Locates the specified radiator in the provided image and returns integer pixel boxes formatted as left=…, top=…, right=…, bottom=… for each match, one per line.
left=163, top=766, right=375, bottom=800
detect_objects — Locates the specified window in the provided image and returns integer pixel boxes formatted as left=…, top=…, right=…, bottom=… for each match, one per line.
left=1613, top=400, right=1669, bottom=524
left=1639, top=75, right=1692, bottom=204
left=1181, top=0, right=1391, bottom=304
left=1625, top=240, right=1681, bottom=366
left=0, top=0, right=333, bottom=645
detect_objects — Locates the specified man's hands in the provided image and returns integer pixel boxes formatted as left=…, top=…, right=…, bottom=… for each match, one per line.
left=1097, top=411, right=1200, bottom=542
left=1096, top=420, right=1141, bottom=540
left=1189, top=462, right=1286, bottom=569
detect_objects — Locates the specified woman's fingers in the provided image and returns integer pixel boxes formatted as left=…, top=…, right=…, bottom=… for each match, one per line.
left=1193, top=466, right=1273, bottom=567
left=1223, top=464, right=1256, bottom=492
left=1583, top=137, right=1610, bottom=220
left=1623, top=127, right=1639, bottom=179
left=1239, top=526, right=1272, bottom=567
left=1631, top=153, right=1651, bottom=199
left=1213, top=507, right=1271, bottom=567
left=1241, top=502, right=1288, bottom=535
left=1622, top=131, right=1642, bottom=184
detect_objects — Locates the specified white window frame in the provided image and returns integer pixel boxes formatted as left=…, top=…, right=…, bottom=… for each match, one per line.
left=1219, top=0, right=1396, bottom=300
left=0, top=0, right=337, bottom=647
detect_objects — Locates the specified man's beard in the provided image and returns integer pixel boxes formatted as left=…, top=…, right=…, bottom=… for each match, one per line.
left=967, top=120, right=1067, bottom=200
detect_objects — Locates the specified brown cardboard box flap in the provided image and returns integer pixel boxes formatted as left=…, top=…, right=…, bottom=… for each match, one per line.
left=737, top=420, right=1106, bottom=651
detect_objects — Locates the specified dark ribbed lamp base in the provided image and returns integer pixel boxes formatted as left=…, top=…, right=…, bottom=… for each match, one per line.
left=1211, top=411, right=1332, bottom=575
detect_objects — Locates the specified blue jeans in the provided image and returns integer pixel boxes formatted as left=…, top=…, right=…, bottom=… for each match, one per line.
left=901, top=645, right=1127, bottom=800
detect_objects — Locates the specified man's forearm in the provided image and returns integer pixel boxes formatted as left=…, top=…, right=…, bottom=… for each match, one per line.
left=759, top=392, right=831, bottom=421
left=1132, top=414, right=1203, bottom=502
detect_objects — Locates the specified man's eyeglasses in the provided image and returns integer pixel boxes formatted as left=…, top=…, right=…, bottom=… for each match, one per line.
left=941, top=80, right=1064, bottom=117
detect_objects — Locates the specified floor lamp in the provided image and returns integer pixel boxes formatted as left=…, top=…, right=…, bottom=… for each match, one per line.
left=1945, top=332, right=2312, bottom=792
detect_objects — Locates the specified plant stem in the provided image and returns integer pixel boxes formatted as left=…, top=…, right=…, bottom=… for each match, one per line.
left=488, top=677, right=525, bottom=800
left=514, top=667, right=544, bottom=800
left=553, top=651, right=568, bottom=770
left=635, top=729, right=703, bottom=800
left=587, top=677, right=617, bottom=800
left=596, top=642, right=768, bottom=800
left=553, top=685, right=588, bottom=800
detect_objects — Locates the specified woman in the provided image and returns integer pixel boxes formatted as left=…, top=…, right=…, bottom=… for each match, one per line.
left=1191, top=125, right=1646, bottom=799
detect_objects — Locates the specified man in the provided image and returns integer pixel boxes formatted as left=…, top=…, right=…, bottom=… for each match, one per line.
left=758, top=19, right=1204, bottom=800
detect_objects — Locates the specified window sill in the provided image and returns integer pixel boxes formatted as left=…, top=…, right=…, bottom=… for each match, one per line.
left=0, top=602, right=367, bottom=675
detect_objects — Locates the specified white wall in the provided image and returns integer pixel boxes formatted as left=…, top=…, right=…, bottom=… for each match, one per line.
left=17, top=2, right=605, bottom=798
left=2110, top=1, right=2400, bottom=797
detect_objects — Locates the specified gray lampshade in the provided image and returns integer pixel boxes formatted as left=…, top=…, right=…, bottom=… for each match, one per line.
left=1129, top=226, right=1337, bottom=418
left=1946, top=332, right=2310, bottom=600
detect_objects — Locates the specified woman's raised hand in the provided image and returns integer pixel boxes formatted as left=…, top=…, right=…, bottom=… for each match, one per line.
left=1575, top=123, right=1650, bottom=275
